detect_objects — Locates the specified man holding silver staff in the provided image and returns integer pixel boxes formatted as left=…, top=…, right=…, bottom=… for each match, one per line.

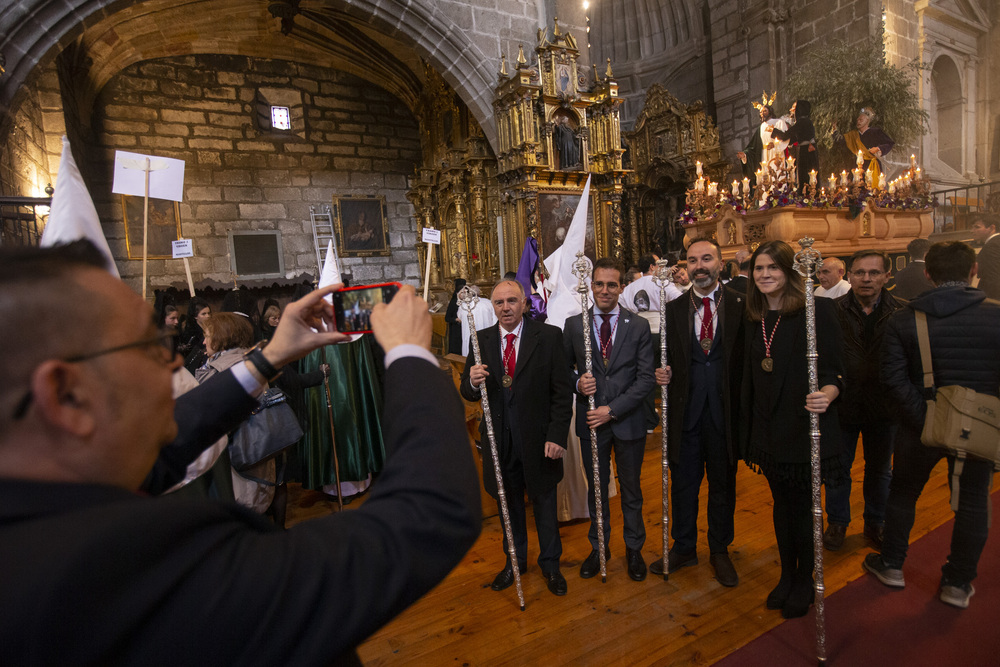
left=564, top=258, right=656, bottom=582
left=649, top=238, right=745, bottom=587
left=461, top=280, right=574, bottom=596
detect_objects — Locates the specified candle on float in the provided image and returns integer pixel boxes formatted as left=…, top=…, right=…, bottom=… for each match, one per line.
left=696, top=160, right=703, bottom=176
left=695, top=177, right=705, bottom=192
left=841, top=170, right=849, bottom=186
left=857, top=150, right=864, bottom=167
left=915, top=167, right=921, bottom=180
left=888, top=182, right=896, bottom=194
left=732, top=180, right=739, bottom=196
left=878, top=173, right=887, bottom=190
left=829, top=174, right=837, bottom=190
left=910, top=154, right=917, bottom=169
left=809, top=169, right=818, bottom=187
left=742, top=176, right=751, bottom=194
left=821, top=187, right=827, bottom=199
left=788, top=156, right=796, bottom=173
left=853, top=168, right=863, bottom=183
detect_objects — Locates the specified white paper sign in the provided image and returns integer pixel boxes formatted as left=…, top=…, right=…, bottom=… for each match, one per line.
left=422, top=227, right=441, bottom=244
left=112, top=151, right=186, bottom=202
left=172, top=239, right=194, bottom=259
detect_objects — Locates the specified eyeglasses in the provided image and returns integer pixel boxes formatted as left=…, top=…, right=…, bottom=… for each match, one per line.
left=850, top=269, right=885, bottom=278
left=11, top=332, right=178, bottom=420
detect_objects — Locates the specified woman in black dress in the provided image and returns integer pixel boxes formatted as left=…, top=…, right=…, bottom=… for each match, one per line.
left=742, top=240, right=845, bottom=618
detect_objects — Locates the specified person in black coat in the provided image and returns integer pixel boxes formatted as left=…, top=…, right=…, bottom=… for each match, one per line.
left=460, top=279, right=573, bottom=596
left=892, top=238, right=934, bottom=300
left=445, top=278, right=467, bottom=356
left=651, top=238, right=745, bottom=587
left=771, top=99, right=818, bottom=193
left=741, top=240, right=845, bottom=619
left=0, top=242, right=481, bottom=664
left=866, top=241, right=1000, bottom=609
left=970, top=212, right=1000, bottom=299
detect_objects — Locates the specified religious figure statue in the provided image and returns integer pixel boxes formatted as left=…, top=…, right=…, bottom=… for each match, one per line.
left=553, top=116, right=580, bottom=170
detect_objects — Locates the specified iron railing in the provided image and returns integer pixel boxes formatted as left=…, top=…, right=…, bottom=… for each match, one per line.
left=0, top=196, right=52, bottom=247
left=931, top=180, right=1000, bottom=234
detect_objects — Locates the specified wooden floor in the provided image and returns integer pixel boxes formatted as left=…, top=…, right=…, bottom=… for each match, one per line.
left=287, top=433, right=998, bottom=666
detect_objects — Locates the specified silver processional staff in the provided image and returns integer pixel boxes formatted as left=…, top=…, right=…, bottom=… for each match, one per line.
left=794, top=237, right=827, bottom=666
left=571, top=251, right=608, bottom=582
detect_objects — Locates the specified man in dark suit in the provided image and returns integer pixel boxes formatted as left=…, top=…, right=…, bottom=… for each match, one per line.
left=892, top=238, right=933, bottom=300
left=649, top=238, right=744, bottom=586
left=970, top=212, right=1000, bottom=299
left=461, top=279, right=573, bottom=596
left=564, top=257, right=655, bottom=582
left=0, top=242, right=481, bottom=665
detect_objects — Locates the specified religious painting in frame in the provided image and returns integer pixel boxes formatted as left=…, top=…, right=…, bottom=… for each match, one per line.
left=333, top=195, right=390, bottom=257
left=121, top=195, right=182, bottom=259
left=537, top=190, right=597, bottom=261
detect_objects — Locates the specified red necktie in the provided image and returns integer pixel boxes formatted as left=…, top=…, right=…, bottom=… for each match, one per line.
left=700, top=297, right=714, bottom=355
left=504, top=332, right=517, bottom=378
left=600, top=314, right=613, bottom=360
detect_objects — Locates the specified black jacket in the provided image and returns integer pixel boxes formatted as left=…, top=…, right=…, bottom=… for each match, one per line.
left=834, top=288, right=906, bottom=424
left=881, top=286, right=1000, bottom=431
left=0, top=358, right=481, bottom=666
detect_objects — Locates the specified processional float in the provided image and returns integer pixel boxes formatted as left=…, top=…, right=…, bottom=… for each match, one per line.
left=571, top=251, right=607, bottom=582
left=458, top=285, right=526, bottom=610
left=793, top=236, right=827, bottom=666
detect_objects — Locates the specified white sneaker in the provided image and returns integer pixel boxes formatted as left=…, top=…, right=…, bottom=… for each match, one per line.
left=940, top=583, right=975, bottom=609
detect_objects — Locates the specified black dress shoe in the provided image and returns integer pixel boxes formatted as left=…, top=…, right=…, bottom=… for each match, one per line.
left=781, top=580, right=816, bottom=619
left=709, top=552, right=739, bottom=587
left=626, top=548, right=647, bottom=581
left=650, top=549, right=698, bottom=576
left=765, top=575, right=793, bottom=609
left=491, top=565, right=514, bottom=591
left=545, top=569, right=568, bottom=596
left=579, top=547, right=610, bottom=579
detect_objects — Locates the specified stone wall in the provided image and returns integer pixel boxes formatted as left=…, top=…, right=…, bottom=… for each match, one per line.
left=89, top=55, right=422, bottom=293
left=0, top=62, right=60, bottom=198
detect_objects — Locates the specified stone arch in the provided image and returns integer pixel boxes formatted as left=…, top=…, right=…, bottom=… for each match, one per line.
left=0, top=0, right=503, bottom=147
left=931, top=54, right=964, bottom=173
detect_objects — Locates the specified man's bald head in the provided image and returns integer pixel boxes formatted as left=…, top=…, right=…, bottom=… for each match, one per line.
left=816, top=257, right=846, bottom=290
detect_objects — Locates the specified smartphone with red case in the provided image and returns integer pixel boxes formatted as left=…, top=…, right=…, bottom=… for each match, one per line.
left=331, top=282, right=401, bottom=334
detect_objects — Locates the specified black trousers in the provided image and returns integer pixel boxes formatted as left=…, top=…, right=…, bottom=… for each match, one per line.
left=580, top=432, right=646, bottom=552
left=496, top=456, right=562, bottom=574
left=670, top=412, right=736, bottom=555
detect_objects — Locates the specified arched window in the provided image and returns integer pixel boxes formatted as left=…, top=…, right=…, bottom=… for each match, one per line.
left=931, top=55, right=963, bottom=173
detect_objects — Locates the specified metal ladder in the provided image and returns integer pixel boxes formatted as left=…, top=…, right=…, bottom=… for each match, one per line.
left=309, top=204, right=338, bottom=277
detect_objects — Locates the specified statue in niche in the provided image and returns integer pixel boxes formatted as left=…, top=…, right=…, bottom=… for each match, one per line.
left=553, top=115, right=580, bottom=170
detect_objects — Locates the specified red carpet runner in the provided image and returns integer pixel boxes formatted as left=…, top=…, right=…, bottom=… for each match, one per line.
left=717, top=490, right=999, bottom=665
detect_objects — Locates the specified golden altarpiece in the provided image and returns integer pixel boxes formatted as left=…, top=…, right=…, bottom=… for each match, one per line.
left=623, top=85, right=727, bottom=261
left=406, top=66, right=502, bottom=294
left=493, top=21, right=628, bottom=265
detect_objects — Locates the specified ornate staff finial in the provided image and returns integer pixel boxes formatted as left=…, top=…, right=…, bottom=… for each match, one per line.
left=457, top=285, right=479, bottom=312
left=794, top=237, right=822, bottom=279
left=571, top=251, right=592, bottom=292
left=652, top=258, right=674, bottom=287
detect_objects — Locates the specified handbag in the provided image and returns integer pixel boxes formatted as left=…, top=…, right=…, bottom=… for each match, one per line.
left=914, top=311, right=1000, bottom=507
left=228, top=387, right=304, bottom=471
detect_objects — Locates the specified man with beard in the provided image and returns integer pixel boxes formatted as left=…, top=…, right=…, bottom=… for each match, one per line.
left=649, top=238, right=745, bottom=587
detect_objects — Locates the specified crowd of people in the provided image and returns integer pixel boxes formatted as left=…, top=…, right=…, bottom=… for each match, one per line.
left=458, top=226, right=998, bottom=621
left=2, top=209, right=997, bottom=662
